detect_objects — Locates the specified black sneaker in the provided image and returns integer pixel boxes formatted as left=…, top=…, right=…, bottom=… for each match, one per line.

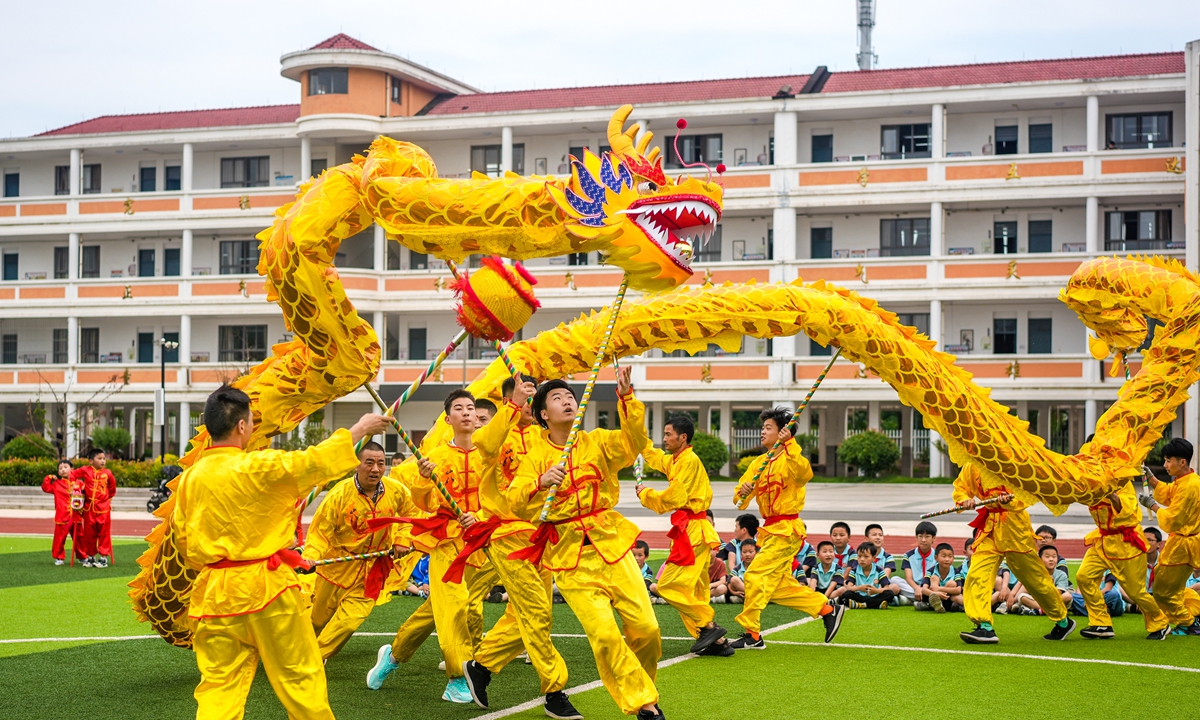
left=689, top=623, right=727, bottom=654
left=696, top=639, right=735, bottom=657
left=1044, top=618, right=1077, bottom=641
left=636, top=706, right=665, bottom=720
left=1079, top=625, right=1115, bottom=639
left=544, top=691, right=583, bottom=720
left=1146, top=628, right=1169, bottom=641
left=727, top=632, right=765, bottom=650
left=960, top=628, right=999, bottom=644
left=462, top=660, right=491, bottom=709
left=1185, top=620, right=1200, bottom=636
left=823, top=604, right=846, bottom=643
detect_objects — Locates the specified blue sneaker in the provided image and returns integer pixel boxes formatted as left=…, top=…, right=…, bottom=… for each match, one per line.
left=442, top=676, right=473, bottom=704
left=366, top=645, right=399, bottom=690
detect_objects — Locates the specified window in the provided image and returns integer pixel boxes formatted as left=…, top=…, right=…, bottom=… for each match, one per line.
left=81, top=246, right=100, bottom=279
left=567, top=253, right=589, bottom=266
left=897, top=313, right=930, bottom=337
left=993, top=318, right=1017, bottom=354
left=55, top=166, right=70, bottom=195
left=2, top=253, right=17, bottom=281
left=308, top=68, right=348, bottom=95
left=994, top=221, right=1017, bottom=254
left=880, top=218, right=930, bottom=257
left=164, top=248, right=180, bottom=276
left=3, top=172, right=17, bottom=197
left=54, top=247, right=69, bottom=278
left=408, top=328, right=427, bottom=361
left=410, top=251, right=428, bottom=270
left=219, top=240, right=260, bottom=274
left=138, top=332, right=155, bottom=363
left=1106, top=112, right=1172, bottom=149
left=80, top=328, right=99, bottom=363
left=81, top=164, right=101, bottom=194
left=1029, top=220, right=1053, bottom=253
left=1029, top=123, right=1052, bottom=154
left=53, top=328, right=67, bottom=364
left=810, top=227, right=832, bottom=259
left=138, top=249, right=155, bottom=277
left=810, top=338, right=832, bottom=356
left=1028, top=318, right=1052, bottom=354
left=880, top=124, right=930, bottom=159
left=164, top=165, right=181, bottom=191
left=694, top=225, right=722, bottom=262
left=1105, top=210, right=1172, bottom=251
left=1, top=334, right=15, bottom=364
left=995, top=125, right=1018, bottom=155
left=220, top=157, right=270, bottom=188
left=390, top=76, right=402, bottom=104
left=469, top=144, right=525, bottom=176
left=665, top=134, right=723, bottom=168
left=139, top=167, right=156, bottom=193
left=218, top=325, right=268, bottom=362
left=311, top=158, right=328, bottom=178
left=811, top=135, right=833, bottom=163
left=163, top=332, right=179, bottom=362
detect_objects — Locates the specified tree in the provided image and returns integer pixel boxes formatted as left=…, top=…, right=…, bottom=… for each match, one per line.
left=33, top=370, right=129, bottom=458
left=690, top=432, right=730, bottom=476
left=277, top=409, right=331, bottom=450
left=91, top=426, right=133, bottom=456
left=837, top=431, right=900, bottom=477
left=1, top=432, right=57, bottom=460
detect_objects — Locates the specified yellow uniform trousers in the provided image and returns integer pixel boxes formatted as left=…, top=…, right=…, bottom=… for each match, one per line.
left=310, top=577, right=376, bottom=660
left=1076, top=548, right=1167, bottom=632
left=736, top=531, right=828, bottom=635
left=656, top=537, right=715, bottom=638
left=964, top=539, right=1065, bottom=625
left=193, top=587, right=332, bottom=720
left=475, top=535, right=567, bottom=694
left=554, top=546, right=660, bottom=715
left=1152, top=562, right=1199, bottom=626
left=466, top=557, right=500, bottom=654
left=390, top=543, right=472, bottom=678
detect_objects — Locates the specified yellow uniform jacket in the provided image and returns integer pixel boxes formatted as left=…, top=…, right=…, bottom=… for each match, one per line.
left=1084, top=481, right=1149, bottom=561
left=952, top=464, right=1038, bottom=554
left=735, top=438, right=812, bottom=539
left=1156, top=471, right=1200, bottom=567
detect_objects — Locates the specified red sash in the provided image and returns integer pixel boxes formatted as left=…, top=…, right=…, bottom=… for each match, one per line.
left=366, top=507, right=457, bottom=540
left=1100, top=525, right=1149, bottom=553
left=764, top=513, right=799, bottom=526
left=968, top=504, right=1007, bottom=533
left=442, top=517, right=505, bottom=584
left=207, top=547, right=308, bottom=571
left=507, top=509, right=606, bottom=566
left=666, top=510, right=707, bottom=566
left=363, top=555, right=393, bottom=601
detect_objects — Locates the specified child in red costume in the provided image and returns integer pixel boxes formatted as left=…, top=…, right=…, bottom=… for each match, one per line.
left=41, top=460, right=86, bottom=565
left=72, top=448, right=116, bottom=567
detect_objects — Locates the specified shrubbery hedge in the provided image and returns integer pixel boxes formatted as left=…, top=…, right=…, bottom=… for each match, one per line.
left=0, top=458, right=169, bottom=487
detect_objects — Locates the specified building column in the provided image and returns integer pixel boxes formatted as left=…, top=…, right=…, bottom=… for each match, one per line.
left=1185, top=40, right=1200, bottom=448
left=719, top=401, right=732, bottom=474
left=1086, top=95, right=1100, bottom=153
left=300, top=136, right=312, bottom=182
left=67, top=316, right=78, bottom=366
left=772, top=111, right=798, bottom=165
left=867, top=401, right=880, bottom=431
left=1085, top=196, right=1099, bottom=254
left=500, top=127, right=513, bottom=174
left=931, top=103, right=945, bottom=160
left=929, top=298, right=942, bottom=351
left=1084, top=399, right=1098, bottom=438
left=651, top=402, right=664, bottom=445
left=69, top=149, right=81, bottom=196
left=771, top=207, right=798, bottom=362
left=373, top=311, right=385, bottom=371
left=373, top=224, right=386, bottom=272
left=181, top=143, right=194, bottom=211
left=930, top=202, right=944, bottom=257
left=179, top=315, right=191, bottom=366
left=700, top=403, right=712, bottom=435
left=181, top=228, right=193, bottom=278
left=634, top=119, right=651, bottom=149
left=68, top=232, right=80, bottom=281
left=66, top=402, right=79, bottom=458
left=179, top=401, right=191, bottom=453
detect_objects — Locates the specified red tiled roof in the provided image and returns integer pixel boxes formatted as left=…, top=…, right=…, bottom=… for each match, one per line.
left=36, top=105, right=301, bottom=137
left=309, top=33, right=378, bottom=51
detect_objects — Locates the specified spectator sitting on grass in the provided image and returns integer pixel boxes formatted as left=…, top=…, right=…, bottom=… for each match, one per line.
left=1014, top=545, right=1073, bottom=616
left=709, top=545, right=730, bottom=603
left=633, top=539, right=656, bottom=592
left=1070, top=571, right=1124, bottom=619
left=807, top=540, right=847, bottom=602
left=404, top=554, right=430, bottom=598
left=726, top=541, right=758, bottom=603
left=793, top=539, right=818, bottom=579
left=864, top=523, right=903, bottom=603
left=1123, top=526, right=1163, bottom=614
left=904, top=521, right=939, bottom=608
left=829, top=522, right=854, bottom=571
left=921, top=543, right=964, bottom=613
left=718, top=513, right=759, bottom=577
left=1035, top=525, right=1069, bottom=573
left=840, top=542, right=896, bottom=609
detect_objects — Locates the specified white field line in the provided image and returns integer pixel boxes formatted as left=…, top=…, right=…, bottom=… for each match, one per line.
left=770, top=639, right=1200, bottom=674
left=0, top=634, right=158, bottom=644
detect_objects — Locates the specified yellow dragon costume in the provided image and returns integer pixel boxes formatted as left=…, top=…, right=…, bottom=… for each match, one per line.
left=131, top=101, right=1200, bottom=648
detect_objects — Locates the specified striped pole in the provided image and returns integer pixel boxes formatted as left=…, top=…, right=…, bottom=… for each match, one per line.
left=920, top=493, right=1013, bottom=519
left=538, top=277, right=630, bottom=521
left=735, top=348, right=841, bottom=508
left=634, top=454, right=645, bottom=490
left=302, top=548, right=395, bottom=571
left=365, top=384, right=462, bottom=517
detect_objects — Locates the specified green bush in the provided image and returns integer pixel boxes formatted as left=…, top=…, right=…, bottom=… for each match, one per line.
left=690, top=432, right=730, bottom=476
left=837, top=431, right=901, bottom=477
left=0, top=458, right=60, bottom=485
left=1, top=433, right=57, bottom=460
left=736, top=453, right=765, bottom=476
left=0, top=457, right=165, bottom=486
left=90, top=426, right=132, bottom=456
left=1146, top=436, right=1170, bottom=466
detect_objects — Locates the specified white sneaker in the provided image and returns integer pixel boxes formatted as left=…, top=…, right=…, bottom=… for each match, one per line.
left=438, top=660, right=446, bottom=671
left=54, top=559, right=64, bottom=566
left=366, top=645, right=399, bottom=690
left=995, top=603, right=1008, bottom=615
left=82, top=558, right=94, bottom=568
left=712, top=595, right=726, bottom=604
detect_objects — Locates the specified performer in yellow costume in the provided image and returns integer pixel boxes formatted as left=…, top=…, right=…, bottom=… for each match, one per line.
left=1141, top=438, right=1200, bottom=635
left=460, top=376, right=579, bottom=719
left=303, top=441, right=415, bottom=660
left=171, top=385, right=387, bottom=719
left=630, top=414, right=730, bottom=657
left=511, top=368, right=663, bottom=720
left=954, top=464, right=1074, bottom=644
left=730, top=407, right=844, bottom=650
left=1076, top=471, right=1167, bottom=640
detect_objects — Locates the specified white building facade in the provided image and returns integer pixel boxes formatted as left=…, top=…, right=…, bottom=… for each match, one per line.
left=2, top=34, right=1198, bottom=476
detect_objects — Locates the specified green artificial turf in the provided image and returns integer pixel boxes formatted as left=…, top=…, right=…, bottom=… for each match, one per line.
left=2, top=535, right=1197, bottom=719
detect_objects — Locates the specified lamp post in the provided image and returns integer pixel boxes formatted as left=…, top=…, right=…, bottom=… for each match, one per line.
left=158, top=337, right=179, bottom=462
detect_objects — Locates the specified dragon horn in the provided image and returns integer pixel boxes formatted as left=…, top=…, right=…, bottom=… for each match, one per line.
left=635, top=130, right=655, bottom=156
left=607, top=104, right=636, bottom=155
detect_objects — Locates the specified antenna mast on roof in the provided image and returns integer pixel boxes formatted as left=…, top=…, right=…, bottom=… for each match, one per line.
left=856, top=0, right=877, bottom=71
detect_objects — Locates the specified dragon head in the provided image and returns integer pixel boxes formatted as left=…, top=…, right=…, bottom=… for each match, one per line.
left=547, top=105, right=723, bottom=293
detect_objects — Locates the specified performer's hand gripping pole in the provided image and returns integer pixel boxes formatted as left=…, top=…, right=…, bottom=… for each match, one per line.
left=920, top=493, right=1013, bottom=519
left=295, top=548, right=396, bottom=574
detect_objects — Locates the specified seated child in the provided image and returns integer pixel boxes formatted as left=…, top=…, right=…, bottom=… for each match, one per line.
left=840, top=542, right=896, bottom=609
left=807, top=540, right=847, bottom=602
left=1014, top=545, right=1072, bottom=616
left=829, top=522, right=855, bottom=571
left=717, top=513, right=758, bottom=576
left=865, top=523, right=902, bottom=602
left=1070, top=571, right=1124, bottom=618
left=921, top=542, right=964, bottom=613
left=1190, top=568, right=1200, bottom=592
left=726, top=541, right=758, bottom=603
left=793, top=539, right=818, bottom=579
left=634, top=539, right=657, bottom=597
left=404, top=554, right=431, bottom=598
left=709, top=546, right=729, bottom=602
left=1035, top=525, right=1069, bottom=573
left=1123, top=527, right=1162, bottom=613
left=903, top=521, right=939, bottom=607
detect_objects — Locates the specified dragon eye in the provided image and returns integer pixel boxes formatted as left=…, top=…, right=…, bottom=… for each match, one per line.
left=636, top=181, right=658, bottom=195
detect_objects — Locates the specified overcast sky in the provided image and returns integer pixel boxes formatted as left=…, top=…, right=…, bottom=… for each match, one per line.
left=3, top=0, right=1198, bottom=138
